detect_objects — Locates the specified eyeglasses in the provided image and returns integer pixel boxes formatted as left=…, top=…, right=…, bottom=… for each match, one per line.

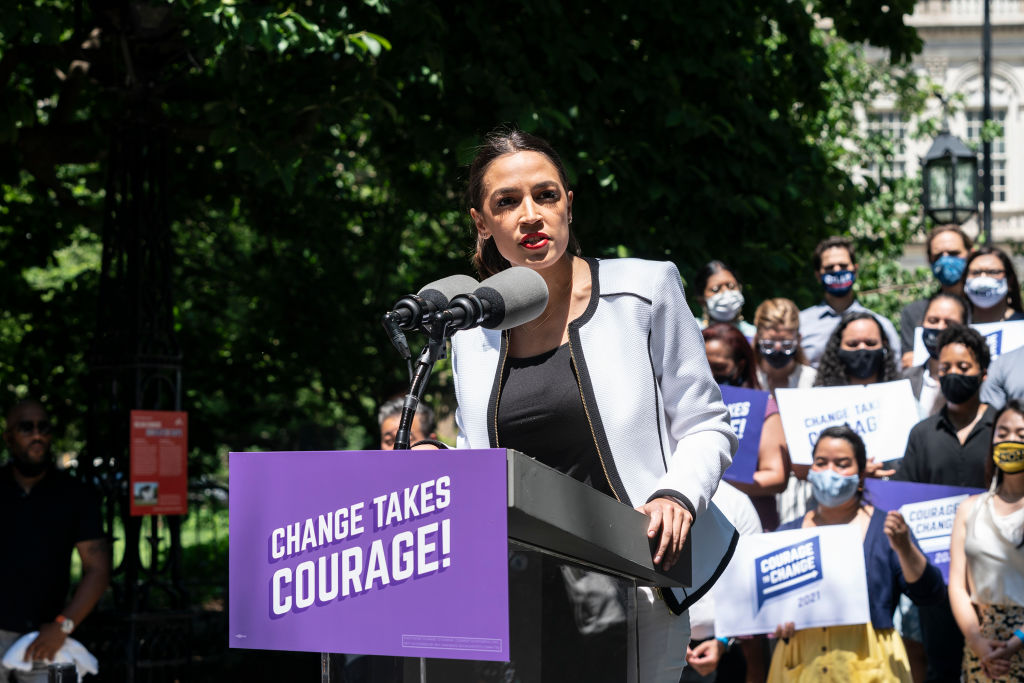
left=708, top=282, right=740, bottom=294
left=757, top=339, right=798, bottom=354
left=967, top=268, right=1006, bottom=278
left=15, top=420, right=51, bottom=436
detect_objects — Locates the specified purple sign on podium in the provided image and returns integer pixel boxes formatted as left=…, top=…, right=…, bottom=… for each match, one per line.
left=229, top=449, right=510, bottom=661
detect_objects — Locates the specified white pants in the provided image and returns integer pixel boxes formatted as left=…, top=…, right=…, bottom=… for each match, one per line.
left=629, top=587, right=690, bottom=683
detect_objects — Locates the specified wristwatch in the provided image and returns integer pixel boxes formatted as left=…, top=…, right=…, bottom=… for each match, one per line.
left=55, top=615, right=75, bottom=634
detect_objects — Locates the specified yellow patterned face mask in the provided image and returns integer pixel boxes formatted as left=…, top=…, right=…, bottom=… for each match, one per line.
left=993, top=441, right=1024, bottom=474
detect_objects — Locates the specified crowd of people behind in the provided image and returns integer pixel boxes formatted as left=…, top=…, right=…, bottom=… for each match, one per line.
left=8, top=121, right=1024, bottom=683
left=684, top=227, right=1024, bottom=682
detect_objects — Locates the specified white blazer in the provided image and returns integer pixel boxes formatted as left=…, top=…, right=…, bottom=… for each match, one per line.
left=451, top=257, right=739, bottom=609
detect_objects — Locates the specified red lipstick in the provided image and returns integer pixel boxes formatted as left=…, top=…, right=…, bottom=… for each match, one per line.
left=520, top=232, right=550, bottom=249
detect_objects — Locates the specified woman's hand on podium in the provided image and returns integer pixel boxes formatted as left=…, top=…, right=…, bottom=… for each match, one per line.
left=636, top=497, right=693, bottom=571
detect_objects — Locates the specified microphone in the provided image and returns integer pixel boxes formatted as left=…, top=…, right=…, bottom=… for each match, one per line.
left=382, top=274, right=479, bottom=358
left=434, top=267, right=549, bottom=332
left=386, top=274, right=480, bottom=330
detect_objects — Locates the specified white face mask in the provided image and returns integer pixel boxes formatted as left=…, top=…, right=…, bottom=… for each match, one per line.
left=707, top=290, right=745, bottom=322
left=965, top=276, right=1009, bottom=309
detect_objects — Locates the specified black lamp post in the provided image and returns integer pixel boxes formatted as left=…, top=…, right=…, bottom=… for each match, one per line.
left=981, top=0, right=993, bottom=242
left=921, top=129, right=978, bottom=226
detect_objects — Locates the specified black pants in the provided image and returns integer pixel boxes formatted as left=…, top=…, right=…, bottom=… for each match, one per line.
left=919, top=595, right=964, bottom=683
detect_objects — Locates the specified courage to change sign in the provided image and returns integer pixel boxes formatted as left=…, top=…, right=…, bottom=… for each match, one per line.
left=229, top=449, right=510, bottom=661
left=713, top=525, right=869, bottom=637
left=865, top=479, right=984, bottom=582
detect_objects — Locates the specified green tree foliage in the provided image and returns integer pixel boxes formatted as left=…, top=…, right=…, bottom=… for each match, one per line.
left=1, top=0, right=928, bottom=468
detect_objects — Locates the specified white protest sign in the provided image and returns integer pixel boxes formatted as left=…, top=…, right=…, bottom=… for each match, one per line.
left=900, top=493, right=970, bottom=582
left=713, top=525, right=869, bottom=637
left=775, top=380, right=918, bottom=466
left=912, top=320, right=1024, bottom=366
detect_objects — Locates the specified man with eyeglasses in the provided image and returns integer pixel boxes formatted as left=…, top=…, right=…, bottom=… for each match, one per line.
left=0, top=400, right=109, bottom=682
left=798, top=236, right=901, bottom=368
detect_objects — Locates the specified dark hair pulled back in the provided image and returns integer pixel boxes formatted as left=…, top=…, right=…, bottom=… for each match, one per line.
left=813, top=424, right=868, bottom=475
left=465, top=126, right=580, bottom=278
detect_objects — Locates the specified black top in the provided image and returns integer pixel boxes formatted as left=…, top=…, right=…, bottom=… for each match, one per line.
left=893, top=405, right=998, bottom=488
left=497, top=343, right=613, bottom=498
left=0, top=463, right=104, bottom=632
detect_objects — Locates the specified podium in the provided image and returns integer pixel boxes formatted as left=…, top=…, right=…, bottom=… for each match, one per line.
left=333, top=450, right=694, bottom=683
left=228, top=448, right=731, bottom=683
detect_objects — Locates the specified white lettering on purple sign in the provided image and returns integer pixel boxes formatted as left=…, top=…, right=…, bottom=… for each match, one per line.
left=266, top=476, right=454, bottom=616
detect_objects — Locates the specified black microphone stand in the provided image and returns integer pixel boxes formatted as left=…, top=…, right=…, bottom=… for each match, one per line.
left=393, top=312, right=455, bottom=451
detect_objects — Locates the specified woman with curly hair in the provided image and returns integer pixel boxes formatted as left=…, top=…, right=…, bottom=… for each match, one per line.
left=813, top=311, right=901, bottom=388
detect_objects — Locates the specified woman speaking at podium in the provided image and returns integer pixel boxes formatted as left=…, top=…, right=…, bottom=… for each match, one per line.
left=450, top=128, right=739, bottom=682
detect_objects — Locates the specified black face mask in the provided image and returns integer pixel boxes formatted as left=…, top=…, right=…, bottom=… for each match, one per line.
left=838, top=348, right=885, bottom=379
left=715, top=373, right=743, bottom=387
left=762, top=349, right=795, bottom=370
left=939, top=373, right=982, bottom=404
left=922, top=327, right=941, bottom=360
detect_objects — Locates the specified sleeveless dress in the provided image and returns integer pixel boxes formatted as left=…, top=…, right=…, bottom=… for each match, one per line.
left=962, top=492, right=1024, bottom=682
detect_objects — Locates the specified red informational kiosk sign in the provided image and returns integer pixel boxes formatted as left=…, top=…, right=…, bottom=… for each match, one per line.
left=129, top=410, right=188, bottom=516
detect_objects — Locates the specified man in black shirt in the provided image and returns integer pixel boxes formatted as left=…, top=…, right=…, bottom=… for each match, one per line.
left=894, top=324, right=995, bottom=683
left=895, top=324, right=996, bottom=488
left=0, top=399, right=109, bottom=681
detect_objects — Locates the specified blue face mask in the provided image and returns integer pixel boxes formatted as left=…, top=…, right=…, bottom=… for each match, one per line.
left=808, top=469, right=860, bottom=507
left=931, top=255, right=967, bottom=287
left=821, top=270, right=856, bottom=297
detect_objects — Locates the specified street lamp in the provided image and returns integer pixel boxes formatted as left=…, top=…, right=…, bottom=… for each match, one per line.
left=921, top=129, right=978, bottom=226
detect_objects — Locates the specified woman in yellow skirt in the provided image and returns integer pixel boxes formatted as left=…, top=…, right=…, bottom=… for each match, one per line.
left=768, top=426, right=945, bottom=682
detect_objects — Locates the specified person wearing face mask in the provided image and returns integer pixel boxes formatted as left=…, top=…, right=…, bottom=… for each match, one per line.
left=893, top=295, right=969, bottom=683
left=705, top=323, right=792, bottom=530
left=799, top=236, right=901, bottom=369
left=0, top=400, right=110, bottom=683
left=948, top=400, right=1024, bottom=682
left=895, top=324, right=996, bottom=488
left=962, top=246, right=1024, bottom=324
left=894, top=324, right=997, bottom=682
left=813, top=311, right=901, bottom=389
left=897, top=226, right=973, bottom=369
left=902, top=293, right=970, bottom=420
left=702, top=323, right=760, bottom=389
left=693, top=261, right=756, bottom=339
left=750, top=299, right=818, bottom=530
left=768, top=426, right=944, bottom=683
left=752, top=298, right=817, bottom=395
left=813, top=313, right=902, bottom=481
